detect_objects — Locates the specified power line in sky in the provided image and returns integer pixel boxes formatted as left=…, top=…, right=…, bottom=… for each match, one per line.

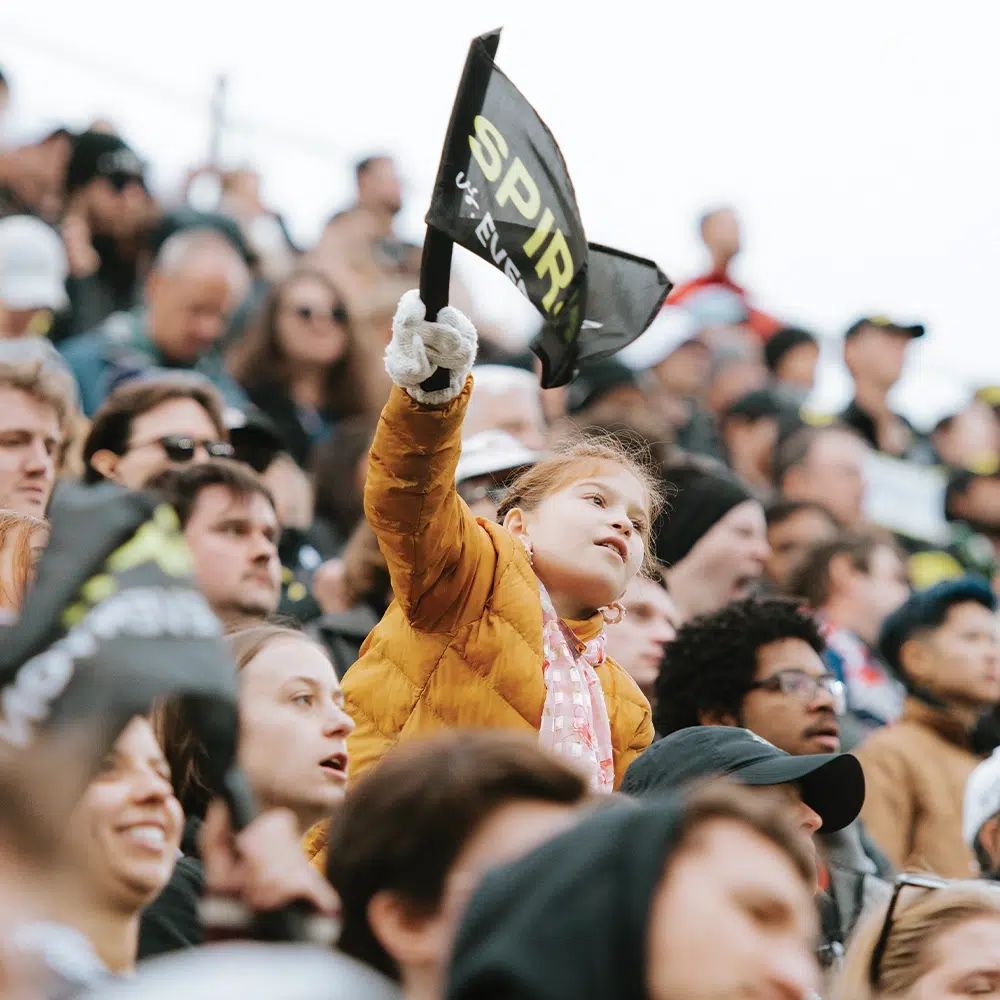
left=0, top=21, right=359, bottom=166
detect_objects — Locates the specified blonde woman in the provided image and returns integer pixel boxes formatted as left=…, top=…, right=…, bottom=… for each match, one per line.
left=833, top=875, right=1000, bottom=999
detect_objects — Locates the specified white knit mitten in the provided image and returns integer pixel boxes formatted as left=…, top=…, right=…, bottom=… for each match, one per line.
left=384, top=290, right=478, bottom=405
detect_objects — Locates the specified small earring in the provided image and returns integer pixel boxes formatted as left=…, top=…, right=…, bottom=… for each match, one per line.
left=520, top=538, right=534, bottom=565
left=600, top=601, right=626, bottom=625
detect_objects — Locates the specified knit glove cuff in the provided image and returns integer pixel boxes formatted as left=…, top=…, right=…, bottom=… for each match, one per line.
left=384, top=289, right=478, bottom=405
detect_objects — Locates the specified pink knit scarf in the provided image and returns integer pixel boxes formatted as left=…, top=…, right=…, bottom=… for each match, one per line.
left=536, top=578, right=615, bottom=793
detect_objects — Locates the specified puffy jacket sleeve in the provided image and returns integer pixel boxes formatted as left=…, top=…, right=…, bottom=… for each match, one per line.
left=615, top=709, right=654, bottom=786
left=364, top=379, right=493, bottom=632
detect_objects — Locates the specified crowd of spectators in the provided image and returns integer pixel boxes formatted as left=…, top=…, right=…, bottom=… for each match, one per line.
left=4, top=60, right=1000, bottom=1000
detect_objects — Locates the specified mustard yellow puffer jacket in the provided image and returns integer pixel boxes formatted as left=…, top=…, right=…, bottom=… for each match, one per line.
left=344, top=378, right=652, bottom=769
left=305, top=380, right=653, bottom=868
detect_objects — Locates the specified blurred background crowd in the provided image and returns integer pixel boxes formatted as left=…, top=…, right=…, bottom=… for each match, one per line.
left=4, top=8, right=1000, bottom=1000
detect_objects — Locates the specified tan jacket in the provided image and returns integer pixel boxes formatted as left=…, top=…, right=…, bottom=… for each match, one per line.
left=856, top=697, right=982, bottom=878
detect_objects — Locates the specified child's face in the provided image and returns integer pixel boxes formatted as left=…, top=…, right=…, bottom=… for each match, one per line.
left=518, top=463, right=649, bottom=617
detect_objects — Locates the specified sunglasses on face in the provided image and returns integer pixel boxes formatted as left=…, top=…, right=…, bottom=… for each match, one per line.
left=748, top=669, right=846, bottom=715
left=869, top=874, right=949, bottom=989
left=130, top=435, right=235, bottom=463
left=106, top=171, right=144, bottom=193
left=292, top=304, right=349, bottom=326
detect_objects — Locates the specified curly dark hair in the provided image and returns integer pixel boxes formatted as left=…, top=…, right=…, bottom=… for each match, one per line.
left=654, top=596, right=826, bottom=736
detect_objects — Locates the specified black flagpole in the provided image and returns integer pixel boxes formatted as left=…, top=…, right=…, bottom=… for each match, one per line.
left=418, top=29, right=502, bottom=394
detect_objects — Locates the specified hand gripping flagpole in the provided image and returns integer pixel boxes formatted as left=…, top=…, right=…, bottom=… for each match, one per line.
left=418, top=29, right=502, bottom=394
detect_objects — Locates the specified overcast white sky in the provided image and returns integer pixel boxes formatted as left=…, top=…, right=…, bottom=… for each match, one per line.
left=2, top=0, right=999, bottom=427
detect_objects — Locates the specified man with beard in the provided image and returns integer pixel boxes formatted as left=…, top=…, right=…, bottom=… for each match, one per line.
left=147, top=460, right=281, bottom=628
left=655, top=596, right=891, bottom=957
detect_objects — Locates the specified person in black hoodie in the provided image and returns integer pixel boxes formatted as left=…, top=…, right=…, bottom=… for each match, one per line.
left=447, top=782, right=820, bottom=1000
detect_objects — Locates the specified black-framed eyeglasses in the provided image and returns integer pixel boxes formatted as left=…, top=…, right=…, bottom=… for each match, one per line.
left=293, top=304, right=349, bottom=326
left=128, top=435, right=235, bottom=463
left=869, top=874, right=948, bottom=989
left=748, top=669, right=846, bottom=715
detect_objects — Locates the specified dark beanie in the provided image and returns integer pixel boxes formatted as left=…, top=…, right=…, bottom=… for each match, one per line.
left=656, top=463, right=755, bottom=567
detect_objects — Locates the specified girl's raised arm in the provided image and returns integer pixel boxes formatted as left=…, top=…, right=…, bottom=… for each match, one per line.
left=363, top=291, right=491, bottom=631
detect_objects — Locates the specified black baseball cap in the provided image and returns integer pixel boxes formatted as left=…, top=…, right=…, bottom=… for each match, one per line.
left=878, top=576, right=996, bottom=680
left=621, top=726, right=865, bottom=833
left=224, top=405, right=284, bottom=474
left=65, top=131, right=145, bottom=195
left=843, top=316, right=925, bottom=340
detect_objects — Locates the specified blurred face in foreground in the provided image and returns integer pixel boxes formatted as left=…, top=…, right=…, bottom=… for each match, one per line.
left=64, top=717, right=183, bottom=913
left=898, top=915, right=1000, bottom=1000
left=646, top=818, right=819, bottom=1000
left=370, top=798, right=582, bottom=989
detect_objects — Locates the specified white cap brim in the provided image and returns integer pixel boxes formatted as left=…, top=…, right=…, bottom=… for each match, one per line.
left=0, top=275, right=69, bottom=311
left=456, top=431, right=545, bottom=484
left=618, top=306, right=702, bottom=372
left=963, top=746, right=1000, bottom=846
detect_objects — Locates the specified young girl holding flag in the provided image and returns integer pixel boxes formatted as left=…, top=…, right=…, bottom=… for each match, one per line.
left=342, top=290, right=658, bottom=793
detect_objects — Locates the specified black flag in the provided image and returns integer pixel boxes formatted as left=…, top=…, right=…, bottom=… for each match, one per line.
left=424, top=29, right=671, bottom=388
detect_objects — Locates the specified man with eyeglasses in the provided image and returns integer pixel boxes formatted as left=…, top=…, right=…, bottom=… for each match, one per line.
left=83, top=373, right=235, bottom=489
left=858, top=576, right=1000, bottom=877
left=653, top=595, right=892, bottom=966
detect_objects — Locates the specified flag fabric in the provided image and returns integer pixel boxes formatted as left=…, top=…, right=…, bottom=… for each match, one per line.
left=424, top=29, right=671, bottom=387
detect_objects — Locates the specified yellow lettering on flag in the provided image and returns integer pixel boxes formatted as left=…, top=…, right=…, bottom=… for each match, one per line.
left=536, top=230, right=574, bottom=313
left=495, top=158, right=540, bottom=221
left=468, top=116, right=508, bottom=183
left=523, top=208, right=554, bottom=258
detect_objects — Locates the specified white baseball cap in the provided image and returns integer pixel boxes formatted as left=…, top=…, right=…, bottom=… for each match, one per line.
left=0, top=215, right=69, bottom=312
left=456, top=431, right=544, bottom=485
left=617, top=306, right=703, bottom=372
left=963, top=745, right=1000, bottom=847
